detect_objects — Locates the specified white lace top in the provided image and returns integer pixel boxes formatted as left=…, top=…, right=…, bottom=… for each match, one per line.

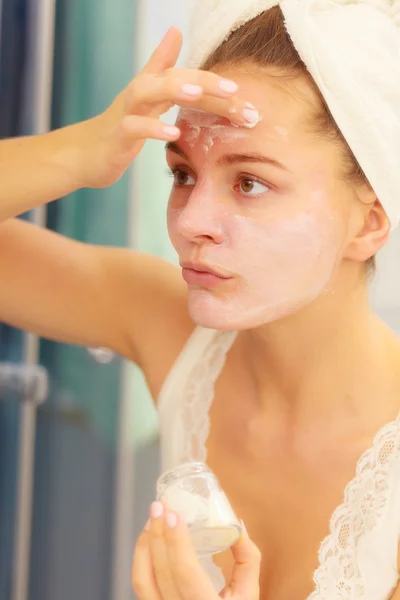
left=157, top=327, right=400, bottom=599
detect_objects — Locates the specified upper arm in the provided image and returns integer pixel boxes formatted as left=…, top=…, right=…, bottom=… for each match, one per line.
left=102, top=246, right=195, bottom=397
left=0, top=219, right=194, bottom=395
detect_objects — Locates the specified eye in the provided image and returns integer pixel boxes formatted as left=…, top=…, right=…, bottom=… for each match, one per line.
left=167, top=167, right=196, bottom=187
left=236, top=176, right=270, bottom=197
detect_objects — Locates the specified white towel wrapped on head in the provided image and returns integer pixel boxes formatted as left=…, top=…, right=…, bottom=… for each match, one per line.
left=186, top=0, right=400, bottom=228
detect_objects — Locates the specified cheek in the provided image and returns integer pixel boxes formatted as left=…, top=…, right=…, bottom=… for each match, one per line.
left=229, top=210, right=338, bottom=270
left=230, top=186, right=342, bottom=257
left=213, top=196, right=345, bottom=303
left=187, top=208, right=344, bottom=329
left=167, top=200, right=179, bottom=243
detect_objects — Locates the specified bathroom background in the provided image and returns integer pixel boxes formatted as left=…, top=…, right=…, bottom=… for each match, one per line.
left=0, top=1, right=399, bottom=600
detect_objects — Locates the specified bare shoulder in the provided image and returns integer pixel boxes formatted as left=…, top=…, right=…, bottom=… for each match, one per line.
left=391, top=579, right=400, bottom=599
left=111, top=249, right=195, bottom=400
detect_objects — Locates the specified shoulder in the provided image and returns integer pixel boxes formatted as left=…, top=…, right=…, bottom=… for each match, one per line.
left=98, top=247, right=195, bottom=397
left=391, top=582, right=400, bottom=599
left=123, top=253, right=196, bottom=401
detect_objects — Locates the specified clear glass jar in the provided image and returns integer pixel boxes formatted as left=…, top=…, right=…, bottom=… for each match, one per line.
left=156, top=462, right=241, bottom=556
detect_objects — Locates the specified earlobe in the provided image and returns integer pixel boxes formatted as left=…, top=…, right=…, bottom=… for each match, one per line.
left=345, top=199, right=390, bottom=262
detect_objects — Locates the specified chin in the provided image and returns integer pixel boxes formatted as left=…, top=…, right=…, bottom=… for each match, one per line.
left=189, top=309, right=239, bottom=331
left=187, top=287, right=316, bottom=331
left=187, top=292, right=236, bottom=330
left=187, top=290, right=283, bottom=331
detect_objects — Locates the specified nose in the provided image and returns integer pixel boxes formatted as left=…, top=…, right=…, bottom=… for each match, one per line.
left=175, top=187, right=225, bottom=244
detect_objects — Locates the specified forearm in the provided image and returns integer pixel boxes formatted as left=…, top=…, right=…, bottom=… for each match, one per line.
left=0, top=123, right=86, bottom=222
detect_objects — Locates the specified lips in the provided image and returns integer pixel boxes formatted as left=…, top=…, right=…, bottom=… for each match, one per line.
left=180, top=262, right=232, bottom=288
left=180, top=262, right=231, bottom=279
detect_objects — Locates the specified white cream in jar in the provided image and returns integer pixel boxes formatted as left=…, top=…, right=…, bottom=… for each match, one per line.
left=156, top=462, right=241, bottom=556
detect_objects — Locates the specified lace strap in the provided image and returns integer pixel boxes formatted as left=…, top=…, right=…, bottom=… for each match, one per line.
left=179, top=330, right=237, bottom=464
left=157, top=327, right=222, bottom=415
left=157, top=327, right=237, bottom=470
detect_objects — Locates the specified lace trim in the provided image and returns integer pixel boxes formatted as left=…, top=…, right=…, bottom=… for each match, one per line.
left=307, top=413, right=400, bottom=599
left=177, top=328, right=400, bottom=597
left=179, top=331, right=236, bottom=464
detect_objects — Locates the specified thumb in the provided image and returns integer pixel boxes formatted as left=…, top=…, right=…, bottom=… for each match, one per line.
left=141, top=26, right=183, bottom=75
left=222, top=526, right=261, bottom=599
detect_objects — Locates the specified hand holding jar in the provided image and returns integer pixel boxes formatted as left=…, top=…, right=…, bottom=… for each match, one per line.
left=131, top=462, right=261, bottom=599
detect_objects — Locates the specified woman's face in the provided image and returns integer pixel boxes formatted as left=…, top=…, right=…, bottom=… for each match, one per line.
left=166, top=67, right=356, bottom=330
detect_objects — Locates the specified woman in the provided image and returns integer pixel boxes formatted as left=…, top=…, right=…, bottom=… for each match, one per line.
left=0, top=1, right=400, bottom=598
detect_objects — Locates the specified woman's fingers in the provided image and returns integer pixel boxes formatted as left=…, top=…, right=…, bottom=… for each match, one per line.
left=127, top=70, right=237, bottom=115
left=141, top=27, right=183, bottom=75
left=116, top=115, right=180, bottom=149
left=181, top=94, right=260, bottom=127
left=85, top=28, right=260, bottom=189
left=223, top=526, right=262, bottom=600
left=134, top=69, right=239, bottom=104
left=126, top=69, right=259, bottom=127
left=132, top=504, right=261, bottom=600
left=148, top=502, right=181, bottom=600
left=133, top=502, right=218, bottom=600
left=132, top=524, right=162, bottom=600
left=163, top=510, right=219, bottom=600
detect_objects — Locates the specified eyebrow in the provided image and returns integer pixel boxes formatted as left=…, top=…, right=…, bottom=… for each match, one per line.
left=165, top=141, right=289, bottom=172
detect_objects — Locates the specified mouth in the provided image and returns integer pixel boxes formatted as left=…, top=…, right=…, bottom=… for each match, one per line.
left=180, top=262, right=233, bottom=288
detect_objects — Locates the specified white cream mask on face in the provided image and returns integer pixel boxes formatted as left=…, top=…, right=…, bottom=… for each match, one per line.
left=178, top=109, right=250, bottom=152
left=169, top=100, right=344, bottom=330
left=177, top=108, right=287, bottom=154
left=168, top=183, right=344, bottom=331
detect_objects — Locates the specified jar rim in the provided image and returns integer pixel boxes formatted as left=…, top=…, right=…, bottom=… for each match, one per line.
left=157, top=461, right=212, bottom=491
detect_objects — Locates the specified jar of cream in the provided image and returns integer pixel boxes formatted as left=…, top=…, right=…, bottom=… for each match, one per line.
left=156, top=462, right=242, bottom=556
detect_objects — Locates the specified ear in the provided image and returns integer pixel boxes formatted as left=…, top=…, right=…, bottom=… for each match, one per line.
left=344, top=188, right=390, bottom=262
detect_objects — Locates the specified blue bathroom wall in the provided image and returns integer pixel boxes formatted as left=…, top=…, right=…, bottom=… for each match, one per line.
left=0, top=0, right=136, bottom=598
left=29, top=0, right=136, bottom=599
left=0, top=0, right=33, bottom=597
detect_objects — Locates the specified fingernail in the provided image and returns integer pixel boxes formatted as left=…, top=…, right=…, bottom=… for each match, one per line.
left=166, top=511, right=178, bottom=528
left=163, top=125, right=180, bottom=138
left=144, top=518, right=151, bottom=531
left=150, top=501, right=164, bottom=519
left=182, top=84, right=203, bottom=96
left=240, top=520, right=249, bottom=538
left=242, top=108, right=260, bottom=124
left=218, top=79, right=238, bottom=94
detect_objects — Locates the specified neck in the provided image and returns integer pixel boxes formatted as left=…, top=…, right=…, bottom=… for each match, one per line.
left=240, top=270, right=400, bottom=424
